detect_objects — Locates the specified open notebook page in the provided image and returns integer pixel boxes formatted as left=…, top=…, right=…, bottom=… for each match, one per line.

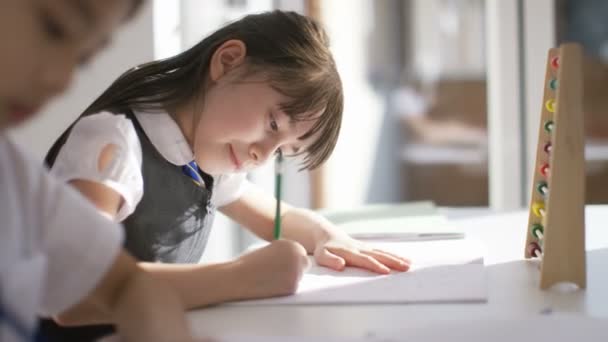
left=229, top=238, right=486, bottom=305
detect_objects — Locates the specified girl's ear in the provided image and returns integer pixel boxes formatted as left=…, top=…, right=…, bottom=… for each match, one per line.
left=209, top=39, right=247, bottom=82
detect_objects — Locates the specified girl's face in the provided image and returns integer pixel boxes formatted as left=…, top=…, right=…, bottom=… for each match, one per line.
left=188, top=40, right=321, bottom=175
left=193, top=75, right=320, bottom=175
left=0, top=0, right=131, bottom=129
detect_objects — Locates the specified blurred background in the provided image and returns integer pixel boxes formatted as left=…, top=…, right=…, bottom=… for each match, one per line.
left=8, top=0, right=607, bottom=261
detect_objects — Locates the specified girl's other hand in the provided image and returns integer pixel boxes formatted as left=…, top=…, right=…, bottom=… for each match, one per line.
left=313, top=231, right=411, bottom=274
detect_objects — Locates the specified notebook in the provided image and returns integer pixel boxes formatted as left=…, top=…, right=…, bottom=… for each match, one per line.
left=229, top=237, right=486, bottom=306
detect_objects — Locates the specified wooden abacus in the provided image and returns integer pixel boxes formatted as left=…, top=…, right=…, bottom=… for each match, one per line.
left=524, top=43, right=586, bottom=290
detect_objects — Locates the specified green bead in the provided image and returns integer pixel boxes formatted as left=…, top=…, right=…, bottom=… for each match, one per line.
left=549, top=79, right=558, bottom=90
left=536, top=181, right=548, bottom=196
left=544, top=120, right=554, bottom=133
left=531, top=224, right=544, bottom=239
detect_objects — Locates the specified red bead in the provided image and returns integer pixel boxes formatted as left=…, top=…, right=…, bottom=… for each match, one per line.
left=540, top=163, right=550, bottom=177
left=528, top=242, right=542, bottom=258
left=551, top=56, right=560, bottom=69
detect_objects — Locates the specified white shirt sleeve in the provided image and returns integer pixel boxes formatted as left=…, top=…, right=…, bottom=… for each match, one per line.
left=212, top=172, right=250, bottom=207
left=51, top=112, right=144, bottom=222
left=0, top=137, right=124, bottom=317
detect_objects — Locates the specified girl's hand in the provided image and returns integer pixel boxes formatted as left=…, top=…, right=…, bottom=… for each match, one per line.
left=232, top=240, right=310, bottom=299
left=313, top=230, right=411, bottom=274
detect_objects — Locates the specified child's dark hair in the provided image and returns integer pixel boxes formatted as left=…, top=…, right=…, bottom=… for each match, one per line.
left=80, top=10, right=343, bottom=170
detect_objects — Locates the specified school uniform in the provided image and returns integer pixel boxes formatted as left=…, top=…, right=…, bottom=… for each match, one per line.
left=40, top=109, right=249, bottom=340
left=0, top=136, right=124, bottom=342
left=49, top=109, right=249, bottom=261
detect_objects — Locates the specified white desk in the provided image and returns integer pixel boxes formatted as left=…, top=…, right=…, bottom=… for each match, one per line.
left=188, top=206, right=608, bottom=338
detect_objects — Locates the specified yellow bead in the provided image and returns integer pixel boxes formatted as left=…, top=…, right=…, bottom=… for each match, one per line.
left=532, top=202, right=545, bottom=218
left=546, top=99, right=556, bottom=113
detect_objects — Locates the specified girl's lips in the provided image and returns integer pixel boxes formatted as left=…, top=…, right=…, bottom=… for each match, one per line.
left=229, top=144, right=241, bottom=170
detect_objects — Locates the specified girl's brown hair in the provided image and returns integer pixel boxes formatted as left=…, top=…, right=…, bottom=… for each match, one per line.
left=52, top=10, right=343, bottom=170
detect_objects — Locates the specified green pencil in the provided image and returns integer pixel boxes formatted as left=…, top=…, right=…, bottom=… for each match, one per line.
left=274, top=150, right=284, bottom=240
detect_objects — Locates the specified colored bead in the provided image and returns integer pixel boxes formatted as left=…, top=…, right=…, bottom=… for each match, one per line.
left=544, top=120, right=554, bottom=133
left=546, top=99, right=556, bottom=113
left=551, top=56, right=560, bottom=69
left=543, top=142, right=552, bottom=154
left=540, top=163, right=550, bottom=177
left=537, top=181, right=548, bottom=196
left=549, top=78, right=558, bottom=90
left=528, top=242, right=542, bottom=258
left=532, top=202, right=545, bottom=218
left=531, top=224, right=544, bottom=239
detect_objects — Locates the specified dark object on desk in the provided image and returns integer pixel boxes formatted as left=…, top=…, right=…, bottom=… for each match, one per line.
left=38, top=318, right=113, bottom=342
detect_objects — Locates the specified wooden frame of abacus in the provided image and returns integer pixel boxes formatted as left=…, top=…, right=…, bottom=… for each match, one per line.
left=524, top=43, right=586, bottom=290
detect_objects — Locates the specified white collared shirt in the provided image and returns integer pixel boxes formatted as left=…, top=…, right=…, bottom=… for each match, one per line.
left=51, top=110, right=249, bottom=222
left=0, top=136, right=123, bottom=342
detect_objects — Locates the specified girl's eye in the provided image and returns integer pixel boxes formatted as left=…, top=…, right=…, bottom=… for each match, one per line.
left=270, top=115, right=279, bottom=132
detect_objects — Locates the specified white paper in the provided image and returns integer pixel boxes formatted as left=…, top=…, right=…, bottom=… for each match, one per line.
left=318, top=201, right=438, bottom=224
left=229, top=238, right=487, bottom=305
left=337, top=215, right=452, bottom=236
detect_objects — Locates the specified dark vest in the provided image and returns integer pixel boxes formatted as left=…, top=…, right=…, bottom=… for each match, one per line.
left=122, top=110, right=215, bottom=263
left=40, top=110, right=215, bottom=341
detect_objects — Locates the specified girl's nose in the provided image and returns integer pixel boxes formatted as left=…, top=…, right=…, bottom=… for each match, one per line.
left=249, top=147, right=260, bottom=162
left=249, top=140, right=281, bottom=164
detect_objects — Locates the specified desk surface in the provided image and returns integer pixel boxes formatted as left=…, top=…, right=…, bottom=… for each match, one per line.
left=188, top=206, right=608, bottom=338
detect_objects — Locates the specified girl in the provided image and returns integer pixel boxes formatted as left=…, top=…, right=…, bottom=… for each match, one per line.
left=46, top=9, right=411, bottom=321
left=0, top=0, right=199, bottom=341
